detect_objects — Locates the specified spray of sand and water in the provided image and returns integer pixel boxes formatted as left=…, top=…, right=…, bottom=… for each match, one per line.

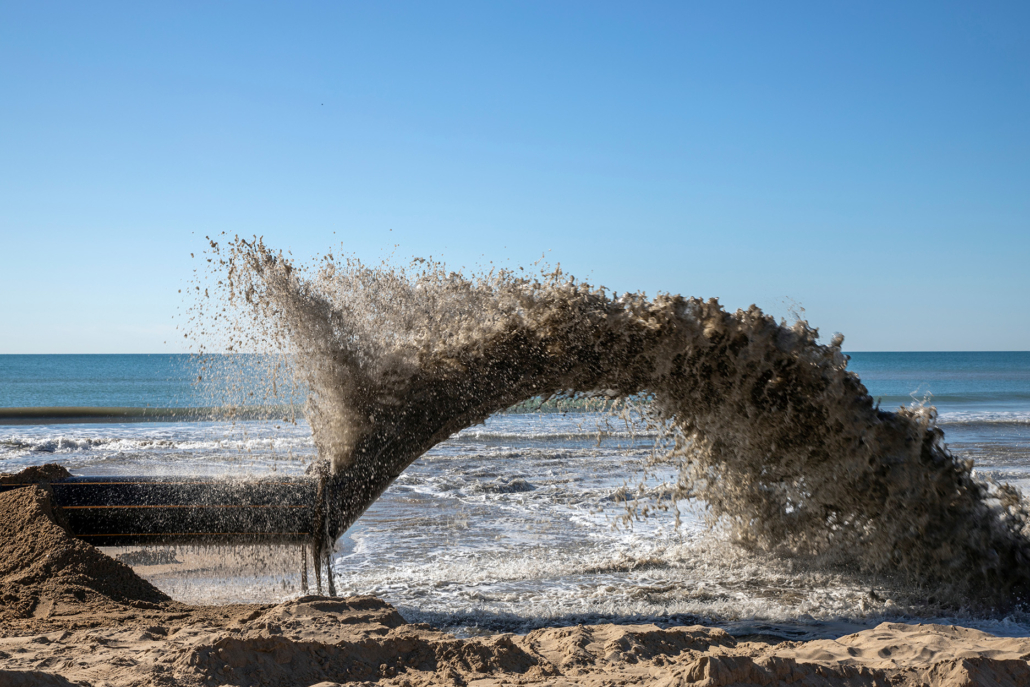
left=189, top=236, right=1030, bottom=607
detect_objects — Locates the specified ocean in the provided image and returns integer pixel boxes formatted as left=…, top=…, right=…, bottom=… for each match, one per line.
left=1, top=352, right=1029, bottom=639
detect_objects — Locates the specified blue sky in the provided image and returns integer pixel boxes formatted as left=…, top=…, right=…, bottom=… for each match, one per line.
left=1, top=1, right=1027, bottom=353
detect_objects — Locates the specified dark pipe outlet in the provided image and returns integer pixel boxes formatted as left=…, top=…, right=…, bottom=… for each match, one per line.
left=0, top=475, right=319, bottom=547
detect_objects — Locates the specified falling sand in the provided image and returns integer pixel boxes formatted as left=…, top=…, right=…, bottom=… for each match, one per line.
left=5, top=237, right=1030, bottom=684
left=192, top=237, right=1030, bottom=607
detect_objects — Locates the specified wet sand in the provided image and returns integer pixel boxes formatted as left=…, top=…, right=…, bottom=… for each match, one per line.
left=3, top=483, right=1030, bottom=686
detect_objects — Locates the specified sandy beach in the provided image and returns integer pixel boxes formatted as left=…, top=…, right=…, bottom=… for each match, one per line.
left=4, top=1, right=1028, bottom=682
left=8, top=596, right=1030, bottom=687
left=4, top=482, right=1030, bottom=687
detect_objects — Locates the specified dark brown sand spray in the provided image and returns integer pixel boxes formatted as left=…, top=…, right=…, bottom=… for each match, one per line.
left=190, top=236, right=1030, bottom=606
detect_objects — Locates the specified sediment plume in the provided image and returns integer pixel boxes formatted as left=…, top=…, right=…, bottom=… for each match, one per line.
left=191, top=237, right=1030, bottom=606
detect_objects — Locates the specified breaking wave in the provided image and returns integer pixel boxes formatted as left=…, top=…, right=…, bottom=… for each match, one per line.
left=937, top=411, right=1030, bottom=426
left=0, top=435, right=312, bottom=455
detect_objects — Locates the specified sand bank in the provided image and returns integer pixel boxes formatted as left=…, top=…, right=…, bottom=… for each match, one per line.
left=3, top=483, right=1030, bottom=686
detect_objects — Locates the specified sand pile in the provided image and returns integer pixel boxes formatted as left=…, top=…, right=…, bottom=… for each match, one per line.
left=0, top=482, right=170, bottom=623
left=0, top=464, right=74, bottom=485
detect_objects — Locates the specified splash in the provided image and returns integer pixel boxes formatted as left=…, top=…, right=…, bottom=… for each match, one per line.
left=190, top=236, right=1030, bottom=606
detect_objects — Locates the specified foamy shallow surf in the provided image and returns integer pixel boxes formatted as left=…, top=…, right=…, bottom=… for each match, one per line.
left=939, top=411, right=1030, bottom=424
left=0, top=420, right=316, bottom=474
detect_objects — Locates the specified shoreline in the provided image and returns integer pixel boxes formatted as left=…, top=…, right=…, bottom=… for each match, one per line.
left=2, top=481, right=1030, bottom=685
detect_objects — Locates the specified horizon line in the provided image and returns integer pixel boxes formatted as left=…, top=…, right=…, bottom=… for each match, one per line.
left=0, top=350, right=1028, bottom=356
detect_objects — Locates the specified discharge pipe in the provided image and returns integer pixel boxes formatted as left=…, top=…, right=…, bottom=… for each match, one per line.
left=0, top=473, right=349, bottom=594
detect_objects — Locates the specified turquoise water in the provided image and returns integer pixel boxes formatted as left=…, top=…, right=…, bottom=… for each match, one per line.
left=847, top=351, right=1030, bottom=416
left=0, top=354, right=305, bottom=409
left=0, top=354, right=199, bottom=407
left=2, top=352, right=1028, bottom=414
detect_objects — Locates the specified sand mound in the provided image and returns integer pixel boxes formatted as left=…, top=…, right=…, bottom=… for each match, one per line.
left=170, top=596, right=552, bottom=686
left=0, top=463, right=72, bottom=485
left=0, top=483, right=169, bottom=620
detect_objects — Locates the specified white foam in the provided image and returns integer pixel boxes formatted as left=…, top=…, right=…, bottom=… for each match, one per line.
left=938, top=410, right=1030, bottom=425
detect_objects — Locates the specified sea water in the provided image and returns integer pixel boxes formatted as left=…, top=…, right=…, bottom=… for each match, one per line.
left=1, top=352, right=1028, bottom=639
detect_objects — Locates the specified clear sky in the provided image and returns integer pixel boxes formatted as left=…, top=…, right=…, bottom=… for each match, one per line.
left=1, top=1, right=1027, bottom=353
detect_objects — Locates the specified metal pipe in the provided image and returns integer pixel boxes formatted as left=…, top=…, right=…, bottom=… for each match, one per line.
left=0, top=475, right=318, bottom=547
